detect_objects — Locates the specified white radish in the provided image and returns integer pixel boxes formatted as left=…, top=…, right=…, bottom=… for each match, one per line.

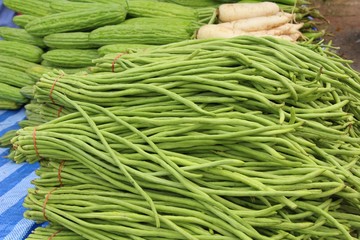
left=274, top=32, right=302, bottom=42
left=272, top=35, right=295, bottom=41
left=278, top=23, right=304, bottom=34
left=218, top=12, right=296, bottom=32
left=218, top=2, right=280, bottom=22
left=196, top=23, right=303, bottom=42
left=288, top=31, right=303, bottom=41
left=250, top=23, right=304, bottom=36
left=196, top=24, right=238, bottom=39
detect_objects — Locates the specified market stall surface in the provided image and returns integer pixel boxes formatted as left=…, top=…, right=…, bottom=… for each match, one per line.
left=313, top=0, right=360, bottom=71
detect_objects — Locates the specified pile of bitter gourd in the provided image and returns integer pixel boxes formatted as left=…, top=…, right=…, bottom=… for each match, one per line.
left=6, top=36, right=360, bottom=239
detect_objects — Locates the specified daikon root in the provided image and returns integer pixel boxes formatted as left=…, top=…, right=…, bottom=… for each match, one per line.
left=196, top=24, right=238, bottom=39
left=218, top=2, right=280, bottom=22
left=196, top=23, right=303, bottom=42
left=219, top=12, right=296, bottom=32
left=251, top=23, right=304, bottom=35
left=198, top=1, right=303, bottom=42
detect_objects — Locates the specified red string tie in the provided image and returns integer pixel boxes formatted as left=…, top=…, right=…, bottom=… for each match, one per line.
left=32, top=128, right=40, bottom=157
left=58, top=161, right=65, bottom=187
left=57, top=106, right=64, bottom=118
left=111, top=53, right=124, bottom=72
left=48, top=230, right=62, bottom=240
left=42, top=187, right=57, bottom=221
left=49, top=73, right=64, bottom=104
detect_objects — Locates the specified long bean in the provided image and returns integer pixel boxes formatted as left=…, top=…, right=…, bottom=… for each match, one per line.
left=10, top=35, right=360, bottom=239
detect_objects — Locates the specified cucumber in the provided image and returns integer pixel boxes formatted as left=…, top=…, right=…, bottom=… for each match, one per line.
left=43, top=32, right=97, bottom=49
left=25, top=6, right=127, bottom=37
left=0, top=27, right=46, bottom=48
left=0, top=41, right=44, bottom=63
left=89, top=17, right=198, bottom=46
left=42, top=49, right=100, bottom=68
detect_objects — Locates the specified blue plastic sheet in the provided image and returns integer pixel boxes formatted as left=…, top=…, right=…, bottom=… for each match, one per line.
left=0, top=109, right=41, bottom=240
left=0, top=1, right=17, bottom=28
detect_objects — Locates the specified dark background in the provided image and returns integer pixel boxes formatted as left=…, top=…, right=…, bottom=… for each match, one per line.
left=312, top=0, right=360, bottom=71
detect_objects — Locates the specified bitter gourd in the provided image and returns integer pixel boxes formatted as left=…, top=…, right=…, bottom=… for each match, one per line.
left=49, top=0, right=107, bottom=13
left=127, top=0, right=198, bottom=20
left=97, top=43, right=155, bottom=56
left=3, top=0, right=51, bottom=16
left=0, top=41, right=44, bottom=63
left=89, top=17, right=198, bottom=46
left=43, top=32, right=97, bottom=49
left=41, top=49, right=100, bottom=68
left=0, top=54, right=39, bottom=72
left=12, top=15, right=39, bottom=28
left=0, top=27, right=46, bottom=48
left=25, top=6, right=127, bottom=37
left=0, top=83, right=28, bottom=104
left=0, top=66, right=35, bottom=88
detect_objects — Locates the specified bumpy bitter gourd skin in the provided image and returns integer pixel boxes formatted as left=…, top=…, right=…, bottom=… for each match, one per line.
left=43, top=32, right=97, bottom=49
left=0, top=66, right=35, bottom=88
left=97, top=43, right=154, bottom=56
left=0, top=83, right=28, bottom=104
left=0, top=27, right=46, bottom=48
left=0, top=54, right=39, bottom=72
left=49, top=0, right=109, bottom=13
left=89, top=17, right=199, bottom=46
left=127, top=0, right=199, bottom=20
left=3, top=0, right=51, bottom=16
left=0, top=41, right=44, bottom=63
left=12, top=15, right=39, bottom=28
left=42, top=49, right=100, bottom=68
left=25, top=6, right=127, bottom=37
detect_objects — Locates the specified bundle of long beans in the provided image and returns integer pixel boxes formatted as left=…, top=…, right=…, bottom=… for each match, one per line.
left=10, top=36, right=360, bottom=239
left=26, top=223, right=85, bottom=240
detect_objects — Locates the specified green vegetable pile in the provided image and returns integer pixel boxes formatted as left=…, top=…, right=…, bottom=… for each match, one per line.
left=0, top=0, right=325, bottom=109
left=7, top=36, right=360, bottom=239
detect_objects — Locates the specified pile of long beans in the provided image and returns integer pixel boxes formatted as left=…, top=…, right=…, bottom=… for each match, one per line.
left=9, top=36, right=360, bottom=239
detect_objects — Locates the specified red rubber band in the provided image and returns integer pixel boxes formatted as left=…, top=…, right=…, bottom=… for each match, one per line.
left=42, top=187, right=57, bottom=221
left=111, top=53, right=124, bottom=72
left=57, top=106, right=64, bottom=118
left=33, top=128, right=40, bottom=157
left=48, top=229, right=62, bottom=240
left=58, top=161, right=65, bottom=187
left=49, top=73, right=64, bottom=104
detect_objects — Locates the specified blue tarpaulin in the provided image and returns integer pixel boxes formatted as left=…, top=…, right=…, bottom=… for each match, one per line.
left=0, top=1, right=17, bottom=28
left=0, top=109, right=41, bottom=240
